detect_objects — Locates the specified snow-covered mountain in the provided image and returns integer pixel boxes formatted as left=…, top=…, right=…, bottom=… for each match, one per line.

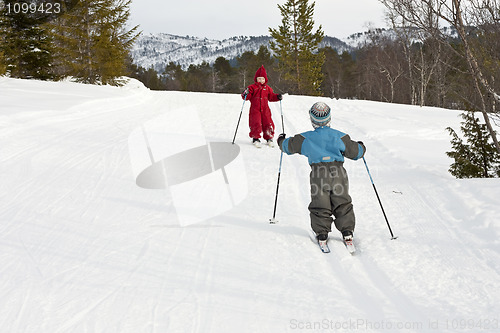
left=1, top=76, right=500, bottom=332
left=131, top=33, right=350, bottom=72
left=130, top=26, right=463, bottom=73
left=344, top=26, right=461, bottom=48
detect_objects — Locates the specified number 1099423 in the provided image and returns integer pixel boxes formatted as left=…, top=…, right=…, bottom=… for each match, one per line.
left=5, top=1, right=62, bottom=15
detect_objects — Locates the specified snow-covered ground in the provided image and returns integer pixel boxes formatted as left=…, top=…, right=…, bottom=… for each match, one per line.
left=1, top=77, right=499, bottom=332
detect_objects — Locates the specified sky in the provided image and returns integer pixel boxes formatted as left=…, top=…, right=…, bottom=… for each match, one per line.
left=128, top=0, right=389, bottom=40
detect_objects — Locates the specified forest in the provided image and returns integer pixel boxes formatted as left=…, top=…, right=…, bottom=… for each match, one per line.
left=130, top=27, right=498, bottom=112
left=0, top=0, right=139, bottom=85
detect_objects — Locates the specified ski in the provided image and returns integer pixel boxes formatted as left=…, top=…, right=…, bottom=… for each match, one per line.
left=252, top=140, right=262, bottom=148
left=309, top=230, right=356, bottom=254
left=308, top=230, right=330, bottom=253
left=266, top=140, right=275, bottom=148
left=344, top=236, right=356, bottom=254
left=317, top=239, right=331, bottom=253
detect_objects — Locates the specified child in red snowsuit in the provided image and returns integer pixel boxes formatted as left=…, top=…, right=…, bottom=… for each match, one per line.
left=241, top=65, right=282, bottom=146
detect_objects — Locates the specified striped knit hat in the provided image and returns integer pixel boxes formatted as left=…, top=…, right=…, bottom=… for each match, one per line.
left=309, top=102, right=331, bottom=128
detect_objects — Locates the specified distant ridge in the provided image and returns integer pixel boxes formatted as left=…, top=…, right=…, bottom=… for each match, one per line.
left=130, top=27, right=441, bottom=72
left=130, top=33, right=351, bottom=72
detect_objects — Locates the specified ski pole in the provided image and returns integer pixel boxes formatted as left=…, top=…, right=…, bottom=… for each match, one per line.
left=279, top=99, right=284, bottom=133
left=362, top=156, right=398, bottom=240
left=232, top=94, right=247, bottom=144
left=269, top=151, right=283, bottom=224
left=270, top=100, right=284, bottom=224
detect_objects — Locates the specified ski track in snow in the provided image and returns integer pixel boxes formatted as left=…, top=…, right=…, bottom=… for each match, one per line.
left=1, top=77, right=500, bottom=332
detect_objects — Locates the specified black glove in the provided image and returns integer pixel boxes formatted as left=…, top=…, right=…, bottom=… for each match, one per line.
left=357, top=141, right=366, bottom=155
left=277, top=94, right=282, bottom=100
left=277, top=133, right=286, bottom=146
left=242, top=88, right=249, bottom=98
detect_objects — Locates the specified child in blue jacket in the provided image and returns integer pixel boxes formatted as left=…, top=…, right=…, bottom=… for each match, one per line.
left=277, top=102, right=366, bottom=243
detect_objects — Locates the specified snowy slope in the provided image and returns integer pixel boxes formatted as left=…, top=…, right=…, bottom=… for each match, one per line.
left=1, top=77, right=500, bottom=333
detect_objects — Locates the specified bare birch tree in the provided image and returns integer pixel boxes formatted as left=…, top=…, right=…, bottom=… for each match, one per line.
left=380, top=0, right=500, bottom=153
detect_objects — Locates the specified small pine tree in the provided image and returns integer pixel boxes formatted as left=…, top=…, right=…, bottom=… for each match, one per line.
left=446, top=112, right=500, bottom=178
left=269, top=0, right=324, bottom=96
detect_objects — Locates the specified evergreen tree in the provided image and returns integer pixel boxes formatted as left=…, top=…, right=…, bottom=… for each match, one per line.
left=255, top=45, right=279, bottom=90
left=0, top=50, right=6, bottom=75
left=0, top=4, right=9, bottom=75
left=52, top=0, right=139, bottom=85
left=321, top=47, right=341, bottom=98
left=184, top=62, right=211, bottom=92
left=164, top=61, right=184, bottom=90
left=213, top=56, right=232, bottom=77
left=235, top=45, right=278, bottom=92
left=236, top=50, right=259, bottom=89
left=0, top=0, right=54, bottom=79
left=446, top=112, right=500, bottom=178
left=269, top=0, right=324, bottom=95
left=255, top=45, right=274, bottom=70
left=338, top=51, right=356, bottom=98
left=127, top=60, right=165, bottom=90
left=213, top=56, right=232, bottom=92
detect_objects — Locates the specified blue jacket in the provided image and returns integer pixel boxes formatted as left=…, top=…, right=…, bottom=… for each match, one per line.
left=279, top=126, right=365, bottom=165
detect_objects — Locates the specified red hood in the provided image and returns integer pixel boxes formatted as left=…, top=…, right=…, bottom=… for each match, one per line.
left=254, top=65, right=268, bottom=84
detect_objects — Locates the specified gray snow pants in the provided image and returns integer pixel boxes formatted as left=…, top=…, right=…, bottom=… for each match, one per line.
left=308, top=162, right=355, bottom=236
